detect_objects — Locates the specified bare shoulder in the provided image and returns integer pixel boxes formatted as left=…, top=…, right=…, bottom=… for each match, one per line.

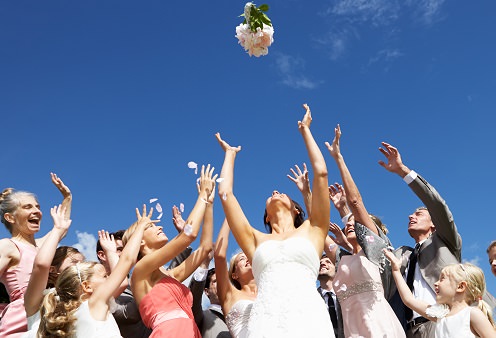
left=0, top=238, right=18, bottom=256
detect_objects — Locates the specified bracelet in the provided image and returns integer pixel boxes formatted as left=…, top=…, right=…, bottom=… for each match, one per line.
left=200, top=198, right=210, bottom=205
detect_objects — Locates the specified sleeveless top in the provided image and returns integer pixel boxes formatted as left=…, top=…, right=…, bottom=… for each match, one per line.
left=0, top=239, right=38, bottom=337
left=74, top=300, right=121, bottom=337
left=434, top=306, right=476, bottom=338
left=226, top=299, right=253, bottom=338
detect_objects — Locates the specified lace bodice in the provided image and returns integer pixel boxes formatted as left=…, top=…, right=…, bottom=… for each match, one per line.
left=247, top=237, right=334, bottom=338
left=226, top=299, right=253, bottom=338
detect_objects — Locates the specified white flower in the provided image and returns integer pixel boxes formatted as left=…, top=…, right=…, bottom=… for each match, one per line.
left=235, top=23, right=274, bottom=57
left=425, top=303, right=449, bottom=319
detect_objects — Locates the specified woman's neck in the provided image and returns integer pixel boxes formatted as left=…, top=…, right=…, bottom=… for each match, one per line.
left=11, top=232, right=36, bottom=246
left=240, top=280, right=257, bottom=296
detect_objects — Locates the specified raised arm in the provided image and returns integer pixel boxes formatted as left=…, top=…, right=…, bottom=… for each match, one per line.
left=326, top=125, right=378, bottom=235
left=216, top=133, right=258, bottom=260
left=51, top=173, right=72, bottom=220
left=378, top=142, right=460, bottom=255
left=170, top=181, right=215, bottom=283
left=383, top=249, right=432, bottom=320
left=299, top=104, right=329, bottom=237
left=24, top=205, right=71, bottom=317
left=98, top=230, right=129, bottom=298
left=134, top=165, right=216, bottom=278
left=214, top=218, right=237, bottom=312
left=287, top=163, right=312, bottom=216
left=329, top=183, right=351, bottom=220
left=89, top=207, right=149, bottom=320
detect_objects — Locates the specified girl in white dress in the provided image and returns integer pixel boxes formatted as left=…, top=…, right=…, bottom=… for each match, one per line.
left=36, top=206, right=152, bottom=337
left=214, top=219, right=256, bottom=338
left=215, top=104, right=334, bottom=338
left=385, top=252, right=496, bottom=338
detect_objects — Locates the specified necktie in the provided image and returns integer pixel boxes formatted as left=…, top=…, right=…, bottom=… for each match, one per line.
left=327, top=292, right=338, bottom=329
left=405, top=243, right=420, bottom=320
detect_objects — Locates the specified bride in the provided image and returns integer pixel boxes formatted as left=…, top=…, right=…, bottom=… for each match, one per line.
left=215, top=104, right=335, bottom=338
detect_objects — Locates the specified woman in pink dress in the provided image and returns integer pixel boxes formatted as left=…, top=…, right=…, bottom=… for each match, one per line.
left=123, top=165, right=216, bottom=337
left=326, top=125, right=405, bottom=338
left=0, top=174, right=71, bottom=337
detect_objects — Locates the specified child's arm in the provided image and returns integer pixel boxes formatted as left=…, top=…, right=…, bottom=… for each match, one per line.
left=89, top=207, right=149, bottom=320
left=383, top=249, right=434, bottom=321
left=470, top=307, right=496, bottom=338
left=24, top=205, right=71, bottom=317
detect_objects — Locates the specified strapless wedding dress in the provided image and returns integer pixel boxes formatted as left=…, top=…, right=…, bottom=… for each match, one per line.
left=247, top=237, right=334, bottom=338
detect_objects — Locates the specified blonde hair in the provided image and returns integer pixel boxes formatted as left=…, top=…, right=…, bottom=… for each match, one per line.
left=369, top=214, right=388, bottom=235
left=442, top=263, right=495, bottom=328
left=228, top=250, right=244, bottom=290
left=38, top=262, right=98, bottom=337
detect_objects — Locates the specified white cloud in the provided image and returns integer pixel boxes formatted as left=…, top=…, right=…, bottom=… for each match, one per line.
left=274, top=53, right=320, bottom=89
left=330, top=0, right=400, bottom=26
left=406, top=0, right=446, bottom=26
left=463, top=256, right=480, bottom=267
left=368, top=48, right=404, bottom=65
left=72, top=231, right=98, bottom=262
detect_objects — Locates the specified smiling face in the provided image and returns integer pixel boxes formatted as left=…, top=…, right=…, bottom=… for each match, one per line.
left=7, top=195, right=42, bottom=235
left=142, top=223, right=168, bottom=248
left=434, top=271, right=457, bottom=304
left=318, top=256, right=335, bottom=280
left=343, top=215, right=357, bottom=242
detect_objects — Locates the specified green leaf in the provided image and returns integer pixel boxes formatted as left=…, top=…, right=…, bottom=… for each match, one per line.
left=258, top=4, right=269, bottom=12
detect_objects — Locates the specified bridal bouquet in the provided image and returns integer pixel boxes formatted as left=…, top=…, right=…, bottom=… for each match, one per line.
left=235, top=2, right=274, bottom=57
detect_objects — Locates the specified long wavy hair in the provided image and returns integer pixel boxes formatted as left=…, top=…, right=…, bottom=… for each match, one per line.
left=38, top=262, right=98, bottom=337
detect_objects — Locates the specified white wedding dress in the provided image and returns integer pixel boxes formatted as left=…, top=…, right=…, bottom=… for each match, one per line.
left=247, top=237, right=334, bottom=338
left=226, top=299, right=254, bottom=338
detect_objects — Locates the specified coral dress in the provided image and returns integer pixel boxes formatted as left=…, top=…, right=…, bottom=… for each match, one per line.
left=139, top=275, right=200, bottom=338
left=334, top=251, right=405, bottom=338
left=247, top=237, right=334, bottom=338
left=0, top=240, right=38, bottom=338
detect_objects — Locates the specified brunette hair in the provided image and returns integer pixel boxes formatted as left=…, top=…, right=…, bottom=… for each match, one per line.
left=47, top=246, right=84, bottom=288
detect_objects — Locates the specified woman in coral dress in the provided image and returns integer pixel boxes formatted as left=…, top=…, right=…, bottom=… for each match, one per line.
left=124, top=165, right=216, bottom=337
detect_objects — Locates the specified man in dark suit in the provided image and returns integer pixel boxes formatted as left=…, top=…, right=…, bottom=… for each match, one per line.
left=317, top=254, right=344, bottom=338
left=190, top=265, right=231, bottom=338
left=378, top=142, right=495, bottom=338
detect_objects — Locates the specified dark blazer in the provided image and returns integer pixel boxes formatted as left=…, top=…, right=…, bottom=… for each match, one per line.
left=317, top=287, right=344, bottom=338
left=190, top=275, right=231, bottom=338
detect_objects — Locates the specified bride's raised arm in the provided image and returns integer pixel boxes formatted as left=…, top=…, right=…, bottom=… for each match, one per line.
left=215, top=133, right=258, bottom=260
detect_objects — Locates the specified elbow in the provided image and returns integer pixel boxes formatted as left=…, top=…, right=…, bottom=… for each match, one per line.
left=217, top=188, right=232, bottom=200
left=313, top=165, right=328, bottom=178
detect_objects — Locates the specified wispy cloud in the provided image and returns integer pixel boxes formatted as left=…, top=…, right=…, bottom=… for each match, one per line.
left=274, top=53, right=320, bottom=89
left=329, top=0, right=400, bottom=26
left=463, top=256, right=480, bottom=266
left=406, top=0, right=446, bottom=26
left=368, top=48, right=404, bottom=65
left=72, top=231, right=98, bottom=262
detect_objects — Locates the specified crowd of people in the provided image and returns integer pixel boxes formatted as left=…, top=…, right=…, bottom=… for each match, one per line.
left=0, top=104, right=495, bottom=338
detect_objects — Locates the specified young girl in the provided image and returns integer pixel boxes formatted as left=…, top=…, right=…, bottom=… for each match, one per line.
left=384, top=250, right=496, bottom=338
left=36, top=206, right=152, bottom=337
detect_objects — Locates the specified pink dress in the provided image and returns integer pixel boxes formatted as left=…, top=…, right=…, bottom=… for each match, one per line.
left=0, top=240, right=38, bottom=338
left=139, top=275, right=201, bottom=338
left=334, top=250, right=405, bottom=338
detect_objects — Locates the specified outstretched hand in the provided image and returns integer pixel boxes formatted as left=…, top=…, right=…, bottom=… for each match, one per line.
left=215, top=133, right=241, bottom=153
left=287, top=163, right=310, bottom=193
left=328, top=183, right=346, bottom=210
left=197, top=164, right=218, bottom=200
left=172, top=205, right=185, bottom=233
left=50, top=204, right=72, bottom=234
left=325, top=124, right=341, bottom=159
left=51, top=173, right=71, bottom=198
left=298, top=103, right=312, bottom=130
left=378, top=142, right=405, bottom=175
left=383, top=249, right=401, bottom=272
left=328, top=222, right=352, bottom=251
left=98, top=230, right=117, bottom=254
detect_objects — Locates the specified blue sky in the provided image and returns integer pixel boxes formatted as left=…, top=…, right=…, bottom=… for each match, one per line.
left=1, top=1, right=495, bottom=295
